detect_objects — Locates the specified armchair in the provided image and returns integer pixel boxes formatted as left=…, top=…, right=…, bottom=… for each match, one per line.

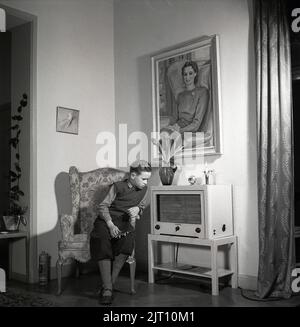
left=57, top=166, right=136, bottom=295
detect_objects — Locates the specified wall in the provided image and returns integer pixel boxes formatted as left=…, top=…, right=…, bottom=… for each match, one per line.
left=0, top=0, right=115, bottom=278
left=0, top=32, right=11, bottom=273
left=114, top=0, right=258, bottom=287
left=0, top=32, right=11, bottom=222
left=10, top=22, right=31, bottom=277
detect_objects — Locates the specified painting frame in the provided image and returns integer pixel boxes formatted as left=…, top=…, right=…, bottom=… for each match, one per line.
left=56, top=106, right=80, bottom=135
left=151, top=34, right=223, bottom=157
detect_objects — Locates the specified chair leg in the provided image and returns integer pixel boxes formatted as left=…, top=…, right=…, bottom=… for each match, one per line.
left=56, top=257, right=64, bottom=296
left=75, top=261, right=81, bottom=279
left=128, top=260, right=136, bottom=294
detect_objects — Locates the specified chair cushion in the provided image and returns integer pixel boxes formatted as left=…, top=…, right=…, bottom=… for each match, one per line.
left=59, top=240, right=89, bottom=250
left=70, top=234, right=88, bottom=242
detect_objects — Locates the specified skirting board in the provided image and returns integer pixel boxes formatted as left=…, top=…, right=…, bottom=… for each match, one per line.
left=10, top=272, right=27, bottom=283
left=10, top=262, right=76, bottom=283
left=12, top=264, right=257, bottom=292
left=238, top=274, right=257, bottom=291
left=50, top=260, right=98, bottom=280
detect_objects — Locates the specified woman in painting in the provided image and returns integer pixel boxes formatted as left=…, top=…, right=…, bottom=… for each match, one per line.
left=162, top=60, right=210, bottom=135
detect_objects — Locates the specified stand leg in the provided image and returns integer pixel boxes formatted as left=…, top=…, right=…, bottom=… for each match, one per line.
left=211, top=243, right=219, bottom=296
left=25, top=236, right=29, bottom=283
left=9, top=241, right=12, bottom=280
left=170, top=243, right=176, bottom=265
left=148, top=236, right=154, bottom=283
left=230, top=237, right=238, bottom=289
left=75, top=261, right=81, bottom=279
left=56, top=257, right=64, bottom=295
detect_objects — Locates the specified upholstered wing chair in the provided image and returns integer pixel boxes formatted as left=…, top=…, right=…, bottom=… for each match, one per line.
left=57, top=166, right=136, bottom=295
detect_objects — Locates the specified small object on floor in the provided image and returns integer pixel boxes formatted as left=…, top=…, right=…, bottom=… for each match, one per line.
left=99, top=288, right=113, bottom=306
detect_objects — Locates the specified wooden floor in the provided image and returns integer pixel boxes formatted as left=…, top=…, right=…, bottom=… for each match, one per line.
left=6, top=270, right=300, bottom=307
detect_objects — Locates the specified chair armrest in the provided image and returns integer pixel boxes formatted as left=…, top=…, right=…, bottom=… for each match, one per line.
left=60, top=214, right=77, bottom=241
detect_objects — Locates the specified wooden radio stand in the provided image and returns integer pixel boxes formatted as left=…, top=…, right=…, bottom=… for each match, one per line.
left=148, top=234, right=238, bottom=296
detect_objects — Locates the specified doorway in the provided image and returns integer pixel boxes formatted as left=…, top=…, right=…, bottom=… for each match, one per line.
left=0, top=5, right=37, bottom=283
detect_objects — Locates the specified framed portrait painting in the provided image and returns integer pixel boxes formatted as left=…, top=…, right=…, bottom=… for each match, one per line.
left=151, top=35, right=222, bottom=157
left=56, top=106, right=79, bottom=135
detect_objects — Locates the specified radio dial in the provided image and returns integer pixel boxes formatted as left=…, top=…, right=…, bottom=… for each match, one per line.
left=175, top=226, right=180, bottom=231
left=195, top=227, right=201, bottom=233
left=155, top=224, right=160, bottom=230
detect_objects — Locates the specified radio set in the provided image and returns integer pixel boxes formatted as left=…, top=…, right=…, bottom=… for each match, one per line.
left=151, top=185, right=233, bottom=239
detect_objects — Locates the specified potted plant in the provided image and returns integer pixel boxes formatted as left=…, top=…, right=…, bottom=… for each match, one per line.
left=151, top=131, right=182, bottom=185
left=2, top=94, right=28, bottom=232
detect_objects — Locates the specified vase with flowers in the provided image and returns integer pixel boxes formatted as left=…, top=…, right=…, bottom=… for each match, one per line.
left=2, top=94, right=28, bottom=232
left=151, top=131, right=183, bottom=185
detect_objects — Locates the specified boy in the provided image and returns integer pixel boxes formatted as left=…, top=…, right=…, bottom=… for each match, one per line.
left=90, top=160, right=152, bottom=305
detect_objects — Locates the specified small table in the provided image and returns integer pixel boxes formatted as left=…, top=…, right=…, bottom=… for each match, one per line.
left=0, top=231, right=29, bottom=282
left=148, top=234, right=238, bottom=296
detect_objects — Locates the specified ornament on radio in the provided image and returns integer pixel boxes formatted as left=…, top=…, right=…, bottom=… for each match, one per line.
left=188, top=175, right=197, bottom=185
left=203, top=166, right=214, bottom=185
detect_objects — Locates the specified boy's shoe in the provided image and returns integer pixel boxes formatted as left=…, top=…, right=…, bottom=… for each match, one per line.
left=99, top=287, right=113, bottom=305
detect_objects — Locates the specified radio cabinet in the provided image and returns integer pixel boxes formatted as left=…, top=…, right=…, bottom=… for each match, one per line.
left=151, top=185, right=233, bottom=239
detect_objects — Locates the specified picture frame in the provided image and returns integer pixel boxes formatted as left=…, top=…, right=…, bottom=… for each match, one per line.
left=151, top=34, right=223, bottom=157
left=56, top=106, right=79, bottom=135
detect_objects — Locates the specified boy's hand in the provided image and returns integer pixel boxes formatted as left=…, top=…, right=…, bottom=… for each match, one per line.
left=106, top=220, right=121, bottom=238
left=127, top=207, right=140, bottom=218
left=169, top=123, right=180, bottom=132
left=129, top=216, right=139, bottom=228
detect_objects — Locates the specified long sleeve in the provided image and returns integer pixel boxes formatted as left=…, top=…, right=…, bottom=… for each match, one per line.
left=169, top=102, right=179, bottom=125
left=138, top=188, right=148, bottom=217
left=96, top=184, right=116, bottom=224
left=180, top=88, right=209, bottom=133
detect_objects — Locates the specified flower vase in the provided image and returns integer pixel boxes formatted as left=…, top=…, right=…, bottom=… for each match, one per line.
left=3, top=215, right=21, bottom=232
left=159, top=166, right=177, bottom=185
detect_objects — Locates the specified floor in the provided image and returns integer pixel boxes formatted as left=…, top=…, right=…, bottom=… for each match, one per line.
left=6, top=270, right=300, bottom=307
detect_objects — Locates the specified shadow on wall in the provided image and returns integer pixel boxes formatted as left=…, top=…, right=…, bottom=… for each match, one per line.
left=52, top=171, right=98, bottom=277
left=33, top=171, right=80, bottom=282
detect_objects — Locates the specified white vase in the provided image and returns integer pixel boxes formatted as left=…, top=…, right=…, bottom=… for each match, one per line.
left=2, top=215, right=21, bottom=232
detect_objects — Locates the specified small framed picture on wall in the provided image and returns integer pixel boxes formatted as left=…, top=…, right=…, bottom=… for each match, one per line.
left=56, top=106, right=79, bottom=135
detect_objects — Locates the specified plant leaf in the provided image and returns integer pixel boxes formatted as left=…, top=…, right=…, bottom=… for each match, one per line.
left=20, top=99, right=27, bottom=107
left=12, top=115, right=23, bottom=121
left=9, top=170, right=17, bottom=178
left=15, top=163, right=21, bottom=172
left=11, top=124, right=19, bottom=130
left=10, top=193, right=19, bottom=201
left=11, top=185, right=19, bottom=192
left=16, top=153, right=20, bottom=160
left=17, top=106, right=22, bottom=113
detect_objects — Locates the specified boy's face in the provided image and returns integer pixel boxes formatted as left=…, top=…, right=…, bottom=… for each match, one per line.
left=130, top=171, right=151, bottom=189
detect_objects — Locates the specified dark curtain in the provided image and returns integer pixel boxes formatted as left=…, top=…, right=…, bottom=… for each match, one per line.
left=254, top=0, right=295, bottom=298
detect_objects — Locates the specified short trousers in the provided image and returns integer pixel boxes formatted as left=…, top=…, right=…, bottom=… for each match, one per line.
left=89, top=217, right=135, bottom=261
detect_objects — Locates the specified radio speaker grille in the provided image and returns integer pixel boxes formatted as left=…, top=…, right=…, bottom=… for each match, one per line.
left=157, top=194, right=201, bottom=224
